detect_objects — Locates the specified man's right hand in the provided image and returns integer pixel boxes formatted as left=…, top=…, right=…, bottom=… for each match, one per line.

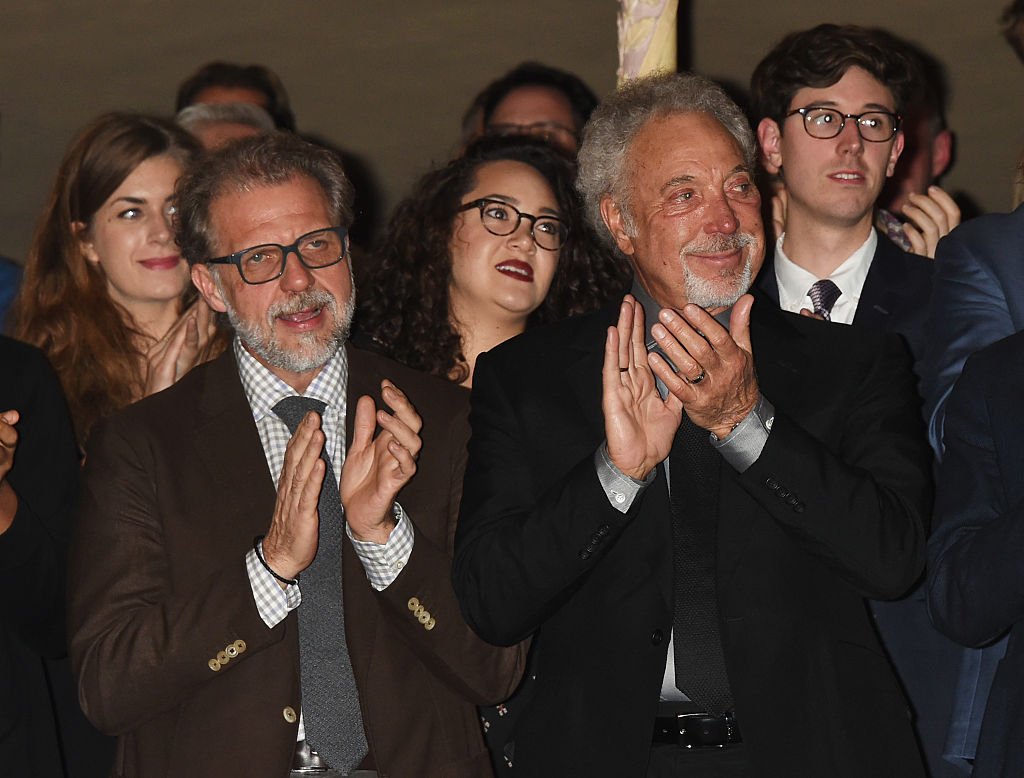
left=602, top=296, right=682, bottom=480
left=262, top=411, right=326, bottom=583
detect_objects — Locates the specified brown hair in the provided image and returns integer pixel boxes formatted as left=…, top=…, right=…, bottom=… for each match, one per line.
left=11, top=112, right=199, bottom=441
left=174, top=132, right=354, bottom=268
left=750, top=24, right=916, bottom=126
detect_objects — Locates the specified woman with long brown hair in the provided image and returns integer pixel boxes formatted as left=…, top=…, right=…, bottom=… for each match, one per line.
left=12, top=112, right=221, bottom=441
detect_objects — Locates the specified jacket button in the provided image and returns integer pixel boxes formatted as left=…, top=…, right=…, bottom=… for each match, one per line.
left=651, top=629, right=665, bottom=645
left=407, top=597, right=420, bottom=611
left=208, top=658, right=221, bottom=672
left=579, top=550, right=591, bottom=560
left=226, top=644, right=239, bottom=658
left=793, top=502, right=806, bottom=513
left=283, top=706, right=297, bottom=724
left=425, top=617, right=436, bottom=631
left=233, top=639, right=247, bottom=653
left=765, top=478, right=779, bottom=490
left=216, top=650, right=229, bottom=665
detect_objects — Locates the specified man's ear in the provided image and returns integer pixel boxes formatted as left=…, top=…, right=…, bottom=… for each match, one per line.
left=886, top=130, right=906, bottom=178
left=74, top=221, right=100, bottom=265
left=600, top=195, right=635, bottom=257
left=190, top=264, right=228, bottom=314
left=757, top=118, right=784, bottom=175
left=931, top=129, right=954, bottom=179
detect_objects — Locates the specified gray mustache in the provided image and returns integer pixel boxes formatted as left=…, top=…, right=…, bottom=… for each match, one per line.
left=268, top=290, right=337, bottom=318
left=685, top=233, right=756, bottom=254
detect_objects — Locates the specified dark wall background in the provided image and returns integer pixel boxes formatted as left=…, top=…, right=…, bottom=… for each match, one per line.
left=0, top=1, right=1018, bottom=260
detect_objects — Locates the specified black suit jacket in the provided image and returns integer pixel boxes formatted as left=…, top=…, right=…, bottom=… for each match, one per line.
left=454, top=297, right=931, bottom=777
left=928, top=330, right=1024, bottom=778
left=69, top=344, right=524, bottom=778
left=756, top=232, right=933, bottom=364
left=756, top=235, right=968, bottom=777
left=0, top=337, right=114, bottom=777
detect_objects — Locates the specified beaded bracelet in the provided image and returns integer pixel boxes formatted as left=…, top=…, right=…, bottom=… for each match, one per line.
left=253, top=535, right=299, bottom=586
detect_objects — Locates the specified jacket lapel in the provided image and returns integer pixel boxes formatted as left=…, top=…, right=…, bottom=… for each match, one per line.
left=194, top=350, right=277, bottom=537
left=853, top=237, right=897, bottom=330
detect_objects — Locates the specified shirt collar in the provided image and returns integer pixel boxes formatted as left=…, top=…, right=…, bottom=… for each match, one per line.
left=774, top=228, right=877, bottom=306
left=234, top=337, right=349, bottom=422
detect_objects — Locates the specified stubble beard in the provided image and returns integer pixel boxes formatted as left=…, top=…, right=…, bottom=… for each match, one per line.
left=215, top=274, right=356, bottom=374
left=681, top=232, right=756, bottom=309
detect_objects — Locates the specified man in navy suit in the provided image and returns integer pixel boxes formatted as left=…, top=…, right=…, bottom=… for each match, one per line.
left=749, top=24, right=959, bottom=778
left=928, top=328, right=1024, bottom=778
left=916, top=204, right=1024, bottom=771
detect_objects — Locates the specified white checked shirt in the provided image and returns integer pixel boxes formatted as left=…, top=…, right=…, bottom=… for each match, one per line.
left=774, top=229, right=877, bottom=325
left=237, top=339, right=415, bottom=633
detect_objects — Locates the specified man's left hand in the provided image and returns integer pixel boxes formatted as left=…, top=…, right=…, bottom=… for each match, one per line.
left=648, top=295, right=759, bottom=440
left=341, top=380, right=422, bottom=544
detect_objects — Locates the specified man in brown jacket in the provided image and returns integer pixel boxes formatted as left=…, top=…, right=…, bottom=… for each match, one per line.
left=69, top=133, right=523, bottom=777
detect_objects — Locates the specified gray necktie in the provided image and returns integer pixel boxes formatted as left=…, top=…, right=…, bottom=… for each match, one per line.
left=272, top=396, right=366, bottom=773
left=808, top=279, right=842, bottom=321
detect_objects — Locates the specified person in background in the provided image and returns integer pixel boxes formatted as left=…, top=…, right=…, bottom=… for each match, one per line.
left=176, top=101, right=276, bottom=150
left=875, top=33, right=960, bottom=259
left=175, top=61, right=295, bottom=131
left=460, top=62, right=598, bottom=155
left=10, top=112, right=221, bottom=443
left=358, top=136, right=628, bottom=388
left=750, top=24, right=958, bottom=777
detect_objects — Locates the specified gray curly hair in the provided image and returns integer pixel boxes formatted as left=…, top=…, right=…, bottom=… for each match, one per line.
left=576, top=71, right=756, bottom=257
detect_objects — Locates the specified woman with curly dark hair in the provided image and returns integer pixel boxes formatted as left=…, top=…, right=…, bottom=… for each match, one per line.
left=358, top=136, right=629, bottom=387
left=11, top=112, right=223, bottom=442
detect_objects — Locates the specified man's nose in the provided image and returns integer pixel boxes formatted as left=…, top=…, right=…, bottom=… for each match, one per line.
left=278, top=249, right=313, bottom=291
left=703, top=195, right=739, bottom=235
left=836, top=119, right=864, bottom=154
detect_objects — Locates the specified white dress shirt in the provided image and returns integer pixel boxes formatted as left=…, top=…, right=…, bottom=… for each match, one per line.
left=774, top=229, right=878, bottom=324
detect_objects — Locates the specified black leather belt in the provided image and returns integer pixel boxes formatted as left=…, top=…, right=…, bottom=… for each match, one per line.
left=652, top=711, right=742, bottom=748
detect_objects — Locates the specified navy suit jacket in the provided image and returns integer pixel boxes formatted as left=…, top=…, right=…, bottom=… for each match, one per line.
left=921, top=204, right=1024, bottom=453
left=917, top=206, right=1024, bottom=767
left=928, top=330, right=1024, bottom=778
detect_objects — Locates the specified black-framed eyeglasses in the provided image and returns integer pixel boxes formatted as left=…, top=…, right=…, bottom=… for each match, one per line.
left=457, top=198, right=569, bottom=251
left=206, top=226, right=349, bottom=285
left=786, top=106, right=901, bottom=143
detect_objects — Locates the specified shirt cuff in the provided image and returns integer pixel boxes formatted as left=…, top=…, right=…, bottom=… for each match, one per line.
left=246, top=545, right=301, bottom=629
left=346, top=504, right=413, bottom=591
left=595, top=442, right=656, bottom=514
left=710, top=393, right=775, bottom=472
